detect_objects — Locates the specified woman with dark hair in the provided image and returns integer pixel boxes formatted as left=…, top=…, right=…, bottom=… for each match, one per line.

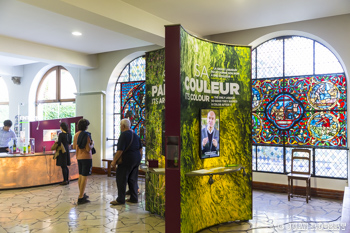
left=56, top=122, right=72, bottom=185
left=73, top=118, right=94, bottom=205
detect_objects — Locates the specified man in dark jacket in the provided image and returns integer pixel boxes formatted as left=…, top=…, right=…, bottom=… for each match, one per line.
left=110, top=118, right=142, bottom=205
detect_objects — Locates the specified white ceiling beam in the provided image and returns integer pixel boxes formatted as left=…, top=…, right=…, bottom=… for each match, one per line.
left=0, top=35, right=97, bottom=68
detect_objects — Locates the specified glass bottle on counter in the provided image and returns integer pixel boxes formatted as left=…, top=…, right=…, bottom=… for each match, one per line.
left=28, top=143, right=31, bottom=154
left=13, top=140, right=17, bottom=153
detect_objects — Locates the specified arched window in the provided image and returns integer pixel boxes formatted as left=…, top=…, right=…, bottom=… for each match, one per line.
left=113, top=57, right=146, bottom=154
left=0, top=77, right=9, bottom=123
left=36, top=66, right=77, bottom=120
left=252, top=36, right=347, bottom=178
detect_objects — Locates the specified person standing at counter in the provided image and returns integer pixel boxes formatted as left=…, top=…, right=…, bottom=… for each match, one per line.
left=0, top=120, right=16, bottom=153
left=73, top=118, right=94, bottom=205
left=56, top=122, right=72, bottom=185
left=110, top=118, right=142, bottom=205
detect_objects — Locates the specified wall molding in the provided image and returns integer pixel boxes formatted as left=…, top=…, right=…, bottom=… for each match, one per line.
left=92, top=167, right=107, bottom=175
left=75, top=91, right=106, bottom=96
left=91, top=169, right=344, bottom=200
left=253, top=181, right=344, bottom=200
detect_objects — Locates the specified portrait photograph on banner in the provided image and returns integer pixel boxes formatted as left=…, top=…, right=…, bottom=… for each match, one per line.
left=200, top=108, right=220, bottom=159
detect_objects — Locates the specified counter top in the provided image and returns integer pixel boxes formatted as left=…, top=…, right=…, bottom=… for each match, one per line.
left=0, top=150, right=76, bottom=158
left=140, top=164, right=165, bottom=175
left=185, top=165, right=244, bottom=177
left=138, top=165, right=243, bottom=176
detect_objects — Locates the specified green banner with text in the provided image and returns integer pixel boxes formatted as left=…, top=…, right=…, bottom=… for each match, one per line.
left=145, top=48, right=165, bottom=216
left=179, top=27, right=252, bottom=232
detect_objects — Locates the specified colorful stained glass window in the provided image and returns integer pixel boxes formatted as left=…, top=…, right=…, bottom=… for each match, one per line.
left=113, top=57, right=146, bottom=154
left=121, top=81, right=146, bottom=139
left=252, top=36, right=347, bottom=178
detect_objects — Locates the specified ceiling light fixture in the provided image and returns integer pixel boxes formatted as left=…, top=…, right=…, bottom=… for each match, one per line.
left=72, top=31, right=82, bottom=36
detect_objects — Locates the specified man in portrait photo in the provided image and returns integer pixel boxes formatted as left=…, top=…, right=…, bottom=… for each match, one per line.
left=201, top=110, right=219, bottom=158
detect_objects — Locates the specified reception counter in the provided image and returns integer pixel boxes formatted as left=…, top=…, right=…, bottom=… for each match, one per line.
left=0, top=151, right=79, bottom=189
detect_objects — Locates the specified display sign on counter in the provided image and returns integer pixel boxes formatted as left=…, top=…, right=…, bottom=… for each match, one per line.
left=43, top=129, right=60, bottom=142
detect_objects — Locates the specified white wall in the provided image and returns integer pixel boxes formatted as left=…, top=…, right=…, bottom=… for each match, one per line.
left=209, top=14, right=350, bottom=191
left=3, top=63, right=52, bottom=140
left=76, top=92, right=104, bottom=166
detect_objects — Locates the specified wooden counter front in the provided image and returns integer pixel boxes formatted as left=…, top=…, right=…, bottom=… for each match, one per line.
left=0, top=151, right=79, bottom=189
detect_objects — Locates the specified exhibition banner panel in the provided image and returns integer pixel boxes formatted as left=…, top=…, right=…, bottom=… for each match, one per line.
left=179, top=27, right=252, bottom=232
left=145, top=48, right=165, bottom=216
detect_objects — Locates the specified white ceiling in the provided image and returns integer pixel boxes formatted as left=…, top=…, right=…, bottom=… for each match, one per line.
left=124, top=0, right=350, bottom=36
left=0, top=0, right=350, bottom=67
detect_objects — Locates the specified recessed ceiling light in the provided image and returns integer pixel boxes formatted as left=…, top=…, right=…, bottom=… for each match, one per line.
left=72, top=31, right=82, bottom=36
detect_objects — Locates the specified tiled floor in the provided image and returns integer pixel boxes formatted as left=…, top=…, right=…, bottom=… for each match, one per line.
left=0, top=174, right=344, bottom=233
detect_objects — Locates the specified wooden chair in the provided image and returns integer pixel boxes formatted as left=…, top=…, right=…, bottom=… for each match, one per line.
left=287, top=149, right=311, bottom=203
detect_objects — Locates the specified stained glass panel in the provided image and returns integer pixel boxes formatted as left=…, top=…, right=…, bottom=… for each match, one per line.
left=315, top=42, right=344, bottom=74
left=252, top=49, right=256, bottom=80
left=252, top=81, right=262, bottom=112
left=308, top=111, right=347, bottom=147
left=306, top=74, right=347, bottom=111
left=119, top=66, right=129, bottom=82
left=114, top=114, right=121, bottom=139
left=252, top=113, right=262, bottom=144
left=256, top=38, right=283, bottom=79
left=252, top=76, right=347, bottom=148
left=114, top=83, right=121, bottom=114
left=284, top=76, right=310, bottom=108
left=315, top=148, right=347, bottom=178
left=252, top=145, right=257, bottom=171
left=114, top=56, right=146, bottom=153
left=265, top=93, right=304, bottom=131
left=285, top=147, right=313, bottom=174
left=130, top=57, right=146, bottom=81
left=285, top=37, right=313, bottom=76
left=121, top=81, right=146, bottom=144
left=252, top=36, right=347, bottom=178
left=256, top=146, right=284, bottom=173
left=252, top=78, right=284, bottom=112
left=285, top=112, right=310, bottom=146
left=252, top=111, right=283, bottom=145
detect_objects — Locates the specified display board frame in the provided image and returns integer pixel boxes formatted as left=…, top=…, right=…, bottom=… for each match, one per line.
left=200, top=108, right=220, bottom=159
